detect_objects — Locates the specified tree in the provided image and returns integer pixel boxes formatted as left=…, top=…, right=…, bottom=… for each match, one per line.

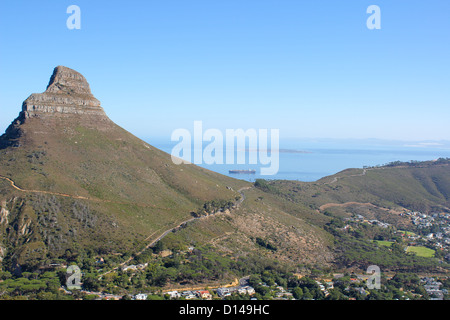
left=248, top=274, right=262, bottom=287
left=254, top=284, right=270, bottom=296
left=292, top=287, right=303, bottom=300
left=302, top=287, right=313, bottom=300
left=82, top=273, right=100, bottom=291
left=153, top=241, right=165, bottom=254
left=0, top=271, right=12, bottom=280
left=326, top=288, right=347, bottom=300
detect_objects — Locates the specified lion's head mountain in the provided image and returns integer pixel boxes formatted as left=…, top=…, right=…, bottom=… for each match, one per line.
left=0, top=66, right=333, bottom=273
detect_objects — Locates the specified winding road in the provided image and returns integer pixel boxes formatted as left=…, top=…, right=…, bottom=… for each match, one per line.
left=99, top=185, right=252, bottom=277
left=324, top=168, right=368, bottom=185
left=145, top=186, right=251, bottom=246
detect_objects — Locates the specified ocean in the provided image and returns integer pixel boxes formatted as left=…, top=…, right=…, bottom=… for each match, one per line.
left=148, top=138, right=450, bottom=182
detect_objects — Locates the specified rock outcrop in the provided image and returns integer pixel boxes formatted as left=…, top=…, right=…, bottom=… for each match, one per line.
left=21, top=66, right=107, bottom=119
left=0, top=66, right=111, bottom=149
left=0, top=200, right=9, bottom=225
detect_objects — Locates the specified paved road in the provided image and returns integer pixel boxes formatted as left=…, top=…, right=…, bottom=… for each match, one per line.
left=236, top=186, right=252, bottom=205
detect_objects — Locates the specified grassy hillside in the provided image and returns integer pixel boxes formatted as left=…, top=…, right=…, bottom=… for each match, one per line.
left=0, top=113, right=251, bottom=272
left=263, top=161, right=450, bottom=216
left=0, top=110, right=335, bottom=275
left=160, top=186, right=334, bottom=268
left=251, top=160, right=450, bottom=272
left=2, top=113, right=448, bottom=276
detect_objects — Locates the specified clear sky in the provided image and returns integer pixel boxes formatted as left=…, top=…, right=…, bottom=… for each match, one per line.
left=1, top=0, right=449, bottom=142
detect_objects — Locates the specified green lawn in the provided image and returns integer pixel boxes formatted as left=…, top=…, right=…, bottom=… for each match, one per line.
left=406, top=246, right=435, bottom=258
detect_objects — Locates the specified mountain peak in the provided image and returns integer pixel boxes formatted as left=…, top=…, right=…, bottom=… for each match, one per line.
left=45, top=65, right=93, bottom=95
left=21, top=66, right=106, bottom=119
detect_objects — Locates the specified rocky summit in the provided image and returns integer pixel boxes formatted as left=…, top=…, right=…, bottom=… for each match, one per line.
left=21, top=66, right=107, bottom=119
left=0, top=66, right=112, bottom=149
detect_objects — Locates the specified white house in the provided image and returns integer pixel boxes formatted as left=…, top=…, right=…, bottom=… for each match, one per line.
left=237, top=286, right=255, bottom=295
left=122, top=265, right=137, bottom=272
left=166, top=291, right=181, bottom=299
left=217, top=287, right=231, bottom=297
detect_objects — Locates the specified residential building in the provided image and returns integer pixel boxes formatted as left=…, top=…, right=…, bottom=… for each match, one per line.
left=134, top=293, right=148, bottom=300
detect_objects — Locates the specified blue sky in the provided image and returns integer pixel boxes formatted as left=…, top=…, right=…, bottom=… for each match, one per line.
left=1, top=0, right=449, bottom=142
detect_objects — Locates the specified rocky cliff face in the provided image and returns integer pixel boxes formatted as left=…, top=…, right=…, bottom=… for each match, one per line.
left=21, top=66, right=107, bottom=119
left=0, top=66, right=111, bottom=149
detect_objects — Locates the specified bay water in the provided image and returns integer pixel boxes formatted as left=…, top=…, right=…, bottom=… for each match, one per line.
left=148, top=138, right=450, bottom=182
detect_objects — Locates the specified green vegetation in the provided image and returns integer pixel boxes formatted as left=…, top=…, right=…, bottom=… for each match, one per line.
left=254, top=179, right=281, bottom=195
left=262, top=161, right=450, bottom=214
left=406, top=246, right=435, bottom=258
left=0, top=270, right=72, bottom=300
left=1, top=87, right=450, bottom=300
left=255, top=237, right=278, bottom=252
left=0, top=113, right=248, bottom=272
left=376, top=158, right=450, bottom=168
left=325, top=217, right=444, bottom=272
left=191, top=199, right=235, bottom=217
left=373, top=240, right=394, bottom=247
